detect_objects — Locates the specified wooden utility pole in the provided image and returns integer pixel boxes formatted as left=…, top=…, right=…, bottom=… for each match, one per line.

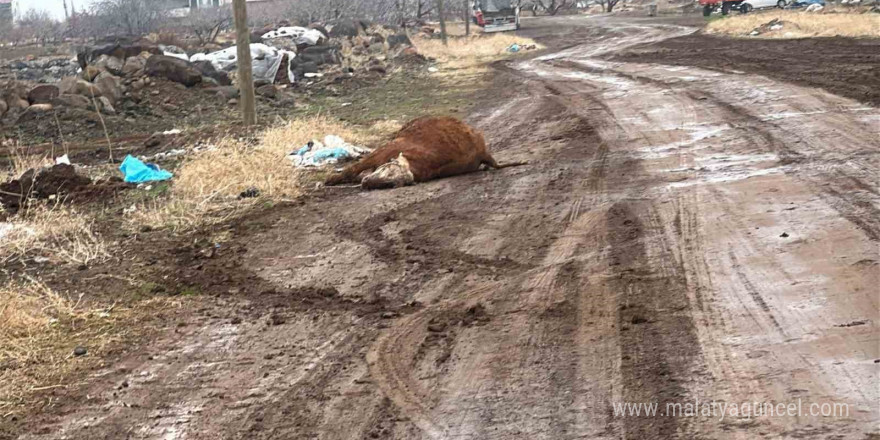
left=464, top=0, right=469, bottom=36
left=232, top=0, right=256, bottom=126
left=436, top=0, right=448, bottom=46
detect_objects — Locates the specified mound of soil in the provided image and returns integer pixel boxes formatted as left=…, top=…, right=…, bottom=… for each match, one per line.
left=0, top=164, right=126, bottom=212
left=608, top=33, right=880, bottom=107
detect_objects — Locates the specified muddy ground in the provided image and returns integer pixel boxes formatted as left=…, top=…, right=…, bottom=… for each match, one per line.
left=3, top=14, right=879, bottom=440
left=609, top=32, right=880, bottom=107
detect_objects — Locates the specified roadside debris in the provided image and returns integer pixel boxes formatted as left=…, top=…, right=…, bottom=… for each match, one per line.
left=507, top=43, right=536, bottom=53
left=239, top=187, right=261, bottom=199
left=119, top=155, right=173, bottom=183
left=750, top=18, right=799, bottom=36
left=287, top=135, right=370, bottom=168
left=1, top=17, right=429, bottom=154
left=190, top=43, right=296, bottom=85
left=261, top=27, right=327, bottom=48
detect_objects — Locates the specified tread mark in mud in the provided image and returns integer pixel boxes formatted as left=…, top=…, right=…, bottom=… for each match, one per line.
left=727, top=249, right=786, bottom=336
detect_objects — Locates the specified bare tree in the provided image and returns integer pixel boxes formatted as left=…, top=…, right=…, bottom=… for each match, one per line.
left=596, top=0, right=621, bottom=12
left=242, top=0, right=470, bottom=30
left=67, top=11, right=109, bottom=41
left=183, top=5, right=232, bottom=45
left=17, top=9, right=65, bottom=44
left=90, top=0, right=172, bottom=36
left=435, top=0, right=447, bottom=45
left=533, top=0, right=575, bottom=14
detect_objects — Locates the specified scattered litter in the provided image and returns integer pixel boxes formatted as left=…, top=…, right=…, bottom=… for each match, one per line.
left=119, top=155, right=173, bottom=183
left=55, top=154, right=71, bottom=165
left=150, top=149, right=186, bottom=161
left=0, top=223, right=16, bottom=240
left=261, top=26, right=326, bottom=47
left=162, top=51, right=189, bottom=61
left=287, top=135, right=370, bottom=168
left=162, top=129, right=182, bottom=135
left=805, top=3, right=824, bottom=11
left=779, top=232, right=789, bottom=238
left=239, top=187, right=260, bottom=199
left=427, top=66, right=439, bottom=73
left=190, top=43, right=295, bottom=84
left=341, top=102, right=352, bottom=107
left=506, top=43, right=536, bottom=52
left=304, top=72, right=324, bottom=78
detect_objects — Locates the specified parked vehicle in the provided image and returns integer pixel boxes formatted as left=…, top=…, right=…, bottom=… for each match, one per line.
left=791, top=0, right=824, bottom=7
left=700, top=0, right=788, bottom=15
left=473, top=0, right=521, bottom=33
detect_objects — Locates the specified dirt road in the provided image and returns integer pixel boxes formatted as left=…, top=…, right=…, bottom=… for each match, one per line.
left=17, top=16, right=879, bottom=439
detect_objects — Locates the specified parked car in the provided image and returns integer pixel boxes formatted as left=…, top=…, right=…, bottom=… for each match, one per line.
left=739, top=0, right=788, bottom=13
left=700, top=0, right=788, bottom=15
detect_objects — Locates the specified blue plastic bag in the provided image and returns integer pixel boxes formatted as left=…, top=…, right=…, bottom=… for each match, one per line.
left=119, top=155, right=173, bottom=183
left=311, top=148, right=351, bottom=161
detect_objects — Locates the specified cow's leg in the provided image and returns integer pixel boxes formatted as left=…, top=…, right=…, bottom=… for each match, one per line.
left=361, top=154, right=415, bottom=190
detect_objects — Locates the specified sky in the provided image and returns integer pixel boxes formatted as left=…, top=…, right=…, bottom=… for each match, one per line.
left=15, top=0, right=101, bottom=21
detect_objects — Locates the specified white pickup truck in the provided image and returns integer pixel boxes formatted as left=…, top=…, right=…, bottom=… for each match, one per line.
left=472, top=0, right=521, bottom=33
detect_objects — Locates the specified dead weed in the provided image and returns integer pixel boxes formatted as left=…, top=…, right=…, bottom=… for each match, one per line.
left=706, top=9, right=880, bottom=38
left=0, top=277, right=184, bottom=416
left=0, top=205, right=108, bottom=265
left=414, top=31, right=542, bottom=71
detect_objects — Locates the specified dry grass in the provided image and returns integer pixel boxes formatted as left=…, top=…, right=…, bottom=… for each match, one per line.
left=0, top=277, right=182, bottom=416
left=4, top=141, right=52, bottom=181
left=0, top=205, right=108, bottom=265
left=127, top=116, right=400, bottom=231
left=706, top=9, right=880, bottom=38
left=413, top=31, right=542, bottom=71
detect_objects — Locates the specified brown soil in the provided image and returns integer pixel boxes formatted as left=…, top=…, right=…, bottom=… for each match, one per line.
left=608, top=33, right=880, bottom=107
left=0, top=164, right=128, bottom=213
left=3, top=14, right=878, bottom=440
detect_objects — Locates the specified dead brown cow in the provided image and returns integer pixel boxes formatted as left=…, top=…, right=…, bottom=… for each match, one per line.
left=325, top=116, right=525, bottom=189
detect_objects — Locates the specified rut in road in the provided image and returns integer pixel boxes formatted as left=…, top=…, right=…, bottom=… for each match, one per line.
left=367, top=21, right=879, bottom=440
